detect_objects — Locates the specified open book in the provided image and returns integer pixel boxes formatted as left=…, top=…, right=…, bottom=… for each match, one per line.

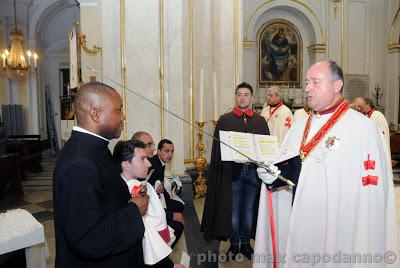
left=219, top=130, right=279, bottom=162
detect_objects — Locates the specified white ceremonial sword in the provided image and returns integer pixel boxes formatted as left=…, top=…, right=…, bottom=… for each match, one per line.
left=87, top=66, right=295, bottom=187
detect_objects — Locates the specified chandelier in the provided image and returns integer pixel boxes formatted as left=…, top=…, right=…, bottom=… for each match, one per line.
left=1, top=0, right=38, bottom=82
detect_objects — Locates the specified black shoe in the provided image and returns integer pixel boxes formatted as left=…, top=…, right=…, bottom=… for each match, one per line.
left=225, top=244, right=240, bottom=262
left=240, top=244, right=254, bottom=260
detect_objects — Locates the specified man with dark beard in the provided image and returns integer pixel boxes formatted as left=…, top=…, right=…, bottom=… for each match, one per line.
left=201, top=82, right=270, bottom=261
left=53, top=82, right=149, bottom=267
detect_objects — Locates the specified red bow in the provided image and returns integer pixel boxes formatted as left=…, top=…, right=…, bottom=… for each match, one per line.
left=232, top=107, right=254, bottom=117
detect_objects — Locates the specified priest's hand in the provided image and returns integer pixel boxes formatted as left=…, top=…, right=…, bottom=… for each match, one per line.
left=173, top=212, right=185, bottom=224
left=155, top=183, right=164, bottom=193
left=129, top=194, right=150, bottom=216
left=257, top=162, right=281, bottom=184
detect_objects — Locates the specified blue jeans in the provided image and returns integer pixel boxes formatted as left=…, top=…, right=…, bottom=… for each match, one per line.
left=231, top=166, right=260, bottom=245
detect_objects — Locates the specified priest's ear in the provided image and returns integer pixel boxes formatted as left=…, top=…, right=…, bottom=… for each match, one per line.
left=121, top=160, right=130, bottom=172
left=333, top=79, right=344, bottom=94
left=89, top=107, right=101, bottom=123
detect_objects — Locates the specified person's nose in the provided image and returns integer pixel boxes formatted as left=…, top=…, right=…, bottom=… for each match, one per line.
left=305, top=82, right=313, bottom=93
left=145, top=158, right=151, bottom=168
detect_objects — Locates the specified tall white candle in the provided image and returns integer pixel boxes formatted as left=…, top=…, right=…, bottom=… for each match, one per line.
left=27, top=51, right=31, bottom=65
left=33, top=53, right=38, bottom=68
left=213, top=72, right=218, bottom=120
left=2, top=54, right=5, bottom=67
left=199, top=68, right=205, bottom=121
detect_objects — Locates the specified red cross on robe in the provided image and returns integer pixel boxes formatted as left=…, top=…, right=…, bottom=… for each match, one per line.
left=364, top=154, right=375, bottom=170
left=362, top=154, right=378, bottom=186
left=284, top=116, right=292, bottom=128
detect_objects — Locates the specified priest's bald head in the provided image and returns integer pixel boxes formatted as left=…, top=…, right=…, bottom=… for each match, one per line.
left=305, top=60, right=344, bottom=112
left=74, top=81, right=124, bottom=140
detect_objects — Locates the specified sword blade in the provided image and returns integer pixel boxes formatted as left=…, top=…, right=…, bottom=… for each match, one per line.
left=88, top=66, right=294, bottom=186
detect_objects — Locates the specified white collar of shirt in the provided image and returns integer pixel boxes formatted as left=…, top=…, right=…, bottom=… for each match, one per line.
left=158, top=155, right=166, bottom=166
left=73, top=126, right=109, bottom=142
left=121, top=174, right=130, bottom=183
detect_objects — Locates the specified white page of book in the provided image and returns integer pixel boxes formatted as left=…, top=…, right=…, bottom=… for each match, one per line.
left=220, top=131, right=255, bottom=161
left=254, top=134, right=279, bottom=162
left=220, top=131, right=279, bottom=162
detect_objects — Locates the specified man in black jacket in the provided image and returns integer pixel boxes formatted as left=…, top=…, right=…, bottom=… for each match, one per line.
left=149, top=139, right=185, bottom=244
left=53, top=82, right=149, bottom=267
left=133, top=131, right=185, bottom=248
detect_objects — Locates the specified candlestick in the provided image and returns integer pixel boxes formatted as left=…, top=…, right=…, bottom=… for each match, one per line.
left=199, top=68, right=205, bottom=121
left=212, top=72, right=218, bottom=120
left=2, top=53, right=5, bottom=67
left=194, top=121, right=207, bottom=199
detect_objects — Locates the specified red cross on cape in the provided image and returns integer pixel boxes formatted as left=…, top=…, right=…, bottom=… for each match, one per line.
left=284, top=116, right=292, bottom=128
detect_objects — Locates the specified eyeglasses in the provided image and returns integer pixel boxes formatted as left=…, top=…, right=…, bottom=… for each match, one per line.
left=145, top=142, right=155, bottom=148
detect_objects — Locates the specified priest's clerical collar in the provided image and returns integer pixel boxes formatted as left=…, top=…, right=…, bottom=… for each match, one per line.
left=232, top=107, right=254, bottom=117
left=365, top=107, right=375, bottom=118
left=313, top=98, right=345, bottom=117
left=269, top=100, right=283, bottom=108
left=73, top=126, right=109, bottom=142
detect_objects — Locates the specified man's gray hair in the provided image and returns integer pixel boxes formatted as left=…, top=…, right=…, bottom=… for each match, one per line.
left=131, top=131, right=151, bottom=141
left=328, top=60, right=344, bottom=83
left=267, top=86, right=282, bottom=98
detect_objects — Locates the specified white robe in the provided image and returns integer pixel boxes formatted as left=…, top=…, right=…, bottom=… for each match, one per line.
left=254, top=109, right=399, bottom=268
left=370, top=110, right=391, bottom=162
left=261, top=104, right=294, bottom=146
left=260, top=103, right=294, bottom=265
left=293, top=108, right=309, bottom=123
left=125, top=179, right=173, bottom=265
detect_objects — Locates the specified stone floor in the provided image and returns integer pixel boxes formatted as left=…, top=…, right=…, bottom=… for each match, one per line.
left=1, top=151, right=400, bottom=268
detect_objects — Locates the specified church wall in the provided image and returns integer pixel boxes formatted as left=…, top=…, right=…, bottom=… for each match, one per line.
left=385, top=0, right=400, bottom=126
left=242, top=0, right=400, bottom=127
left=80, top=0, right=188, bottom=173
left=0, top=23, right=9, bottom=109
left=163, top=0, right=186, bottom=174
left=0, top=2, right=38, bottom=136
left=77, top=0, right=400, bottom=174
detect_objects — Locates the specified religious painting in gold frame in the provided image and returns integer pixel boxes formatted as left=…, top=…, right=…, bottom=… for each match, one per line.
left=258, top=20, right=302, bottom=87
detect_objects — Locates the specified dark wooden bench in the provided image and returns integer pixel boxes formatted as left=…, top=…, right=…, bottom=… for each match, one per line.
left=0, top=153, right=24, bottom=198
left=6, top=135, right=42, bottom=174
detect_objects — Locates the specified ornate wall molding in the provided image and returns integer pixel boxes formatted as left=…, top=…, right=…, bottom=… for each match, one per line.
left=388, top=5, right=400, bottom=53
left=245, top=0, right=325, bottom=44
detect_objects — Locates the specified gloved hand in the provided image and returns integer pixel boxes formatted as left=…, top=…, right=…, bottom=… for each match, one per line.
left=234, top=157, right=250, bottom=164
left=257, top=162, right=281, bottom=184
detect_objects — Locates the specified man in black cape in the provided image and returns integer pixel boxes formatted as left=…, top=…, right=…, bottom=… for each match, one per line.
left=200, top=82, right=270, bottom=260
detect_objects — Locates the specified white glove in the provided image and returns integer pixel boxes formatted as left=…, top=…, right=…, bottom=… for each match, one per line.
left=257, top=162, right=281, bottom=184
left=234, top=157, right=250, bottom=164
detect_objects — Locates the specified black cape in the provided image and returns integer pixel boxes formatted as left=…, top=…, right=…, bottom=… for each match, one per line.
left=200, top=111, right=269, bottom=241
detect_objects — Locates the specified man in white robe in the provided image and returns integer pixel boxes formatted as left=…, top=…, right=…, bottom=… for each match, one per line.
left=352, top=96, right=391, bottom=162
left=261, top=86, right=294, bottom=146
left=260, top=86, right=295, bottom=261
left=293, top=103, right=310, bottom=123
left=254, top=60, right=399, bottom=267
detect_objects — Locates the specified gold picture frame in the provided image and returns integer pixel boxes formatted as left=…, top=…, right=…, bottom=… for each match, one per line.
left=258, top=19, right=302, bottom=87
